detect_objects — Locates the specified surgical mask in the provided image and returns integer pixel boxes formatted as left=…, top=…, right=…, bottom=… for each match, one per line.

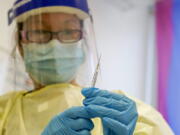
left=22, top=40, right=85, bottom=85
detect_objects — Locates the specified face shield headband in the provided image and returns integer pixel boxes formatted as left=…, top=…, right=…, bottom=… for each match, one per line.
left=8, top=0, right=90, bottom=25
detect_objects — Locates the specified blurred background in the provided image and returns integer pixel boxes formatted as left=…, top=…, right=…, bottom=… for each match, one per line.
left=0, top=0, right=179, bottom=134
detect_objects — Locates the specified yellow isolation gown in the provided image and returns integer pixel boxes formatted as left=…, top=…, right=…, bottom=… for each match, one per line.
left=0, top=83, right=174, bottom=135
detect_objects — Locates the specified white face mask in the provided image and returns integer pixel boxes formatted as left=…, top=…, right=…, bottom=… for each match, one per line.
left=22, top=40, right=85, bottom=85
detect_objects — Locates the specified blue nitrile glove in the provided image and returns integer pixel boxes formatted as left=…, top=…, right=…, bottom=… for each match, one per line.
left=41, top=106, right=94, bottom=135
left=82, top=88, right=138, bottom=135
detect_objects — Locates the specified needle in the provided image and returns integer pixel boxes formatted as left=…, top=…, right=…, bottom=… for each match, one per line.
left=91, top=55, right=101, bottom=87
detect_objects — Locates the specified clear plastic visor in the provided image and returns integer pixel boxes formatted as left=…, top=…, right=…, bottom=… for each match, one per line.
left=2, top=11, right=99, bottom=93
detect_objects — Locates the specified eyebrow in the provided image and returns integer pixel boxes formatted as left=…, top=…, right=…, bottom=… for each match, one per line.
left=65, top=18, right=81, bottom=24
left=64, top=19, right=82, bottom=29
left=24, top=20, right=49, bottom=30
left=24, top=16, right=82, bottom=30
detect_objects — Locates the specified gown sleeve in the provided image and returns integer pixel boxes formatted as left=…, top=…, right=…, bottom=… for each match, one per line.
left=0, top=91, right=24, bottom=133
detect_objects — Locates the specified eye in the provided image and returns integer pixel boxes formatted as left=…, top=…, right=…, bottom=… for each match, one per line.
left=27, top=30, right=51, bottom=43
left=58, top=30, right=82, bottom=43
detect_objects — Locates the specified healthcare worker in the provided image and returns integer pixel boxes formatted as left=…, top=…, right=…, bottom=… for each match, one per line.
left=0, top=0, right=174, bottom=135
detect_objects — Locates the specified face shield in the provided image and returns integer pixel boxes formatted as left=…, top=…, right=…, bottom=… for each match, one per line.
left=4, top=0, right=99, bottom=92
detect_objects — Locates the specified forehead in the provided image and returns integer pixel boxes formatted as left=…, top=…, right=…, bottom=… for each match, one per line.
left=23, top=12, right=81, bottom=30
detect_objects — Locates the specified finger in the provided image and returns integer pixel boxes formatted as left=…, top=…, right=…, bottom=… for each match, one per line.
left=103, top=117, right=129, bottom=135
left=68, top=118, right=94, bottom=131
left=103, top=116, right=138, bottom=135
left=85, top=104, right=137, bottom=124
left=103, top=128, right=115, bottom=135
left=76, top=130, right=91, bottom=135
left=43, top=115, right=63, bottom=133
left=127, top=115, right=138, bottom=135
left=84, top=96, right=137, bottom=123
left=83, top=96, right=129, bottom=112
left=63, top=106, right=91, bottom=119
left=82, top=88, right=124, bottom=100
left=86, top=104, right=121, bottom=119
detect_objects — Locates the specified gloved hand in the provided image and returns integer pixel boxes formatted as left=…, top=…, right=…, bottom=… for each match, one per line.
left=82, top=88, right=138, bottom=135
left=41, top=106, right=94, bottom=135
